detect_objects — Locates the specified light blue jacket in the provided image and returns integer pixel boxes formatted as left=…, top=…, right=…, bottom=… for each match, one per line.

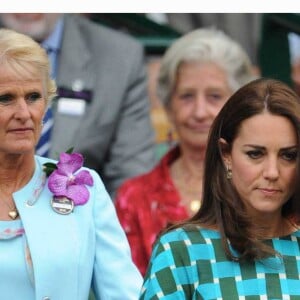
left=12, top=156, right=142, bottom=300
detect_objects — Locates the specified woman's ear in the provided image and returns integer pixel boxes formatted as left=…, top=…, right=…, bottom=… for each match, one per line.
left=218, top=138, right=231, bottom=166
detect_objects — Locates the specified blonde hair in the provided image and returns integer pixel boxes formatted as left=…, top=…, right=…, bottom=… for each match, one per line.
left=0, top=28, right=56, bottom=103
left=157, top=27, right=256, bottom=107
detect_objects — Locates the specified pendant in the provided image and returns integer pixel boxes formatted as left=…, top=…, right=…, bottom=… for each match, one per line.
left=51, top=197, right=74, bottom=215
left=8, top=210, right=18, bottom=220
left=190, top=200, right=200, bottom=213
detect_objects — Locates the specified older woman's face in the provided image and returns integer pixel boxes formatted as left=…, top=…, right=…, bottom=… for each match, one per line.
left=169, top=62, right=232, bottom=149
left=0, top=66, right=46, bottom=155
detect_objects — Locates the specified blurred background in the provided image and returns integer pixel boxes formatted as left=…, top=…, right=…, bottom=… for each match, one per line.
left=84, top=13, right=300, bottom=158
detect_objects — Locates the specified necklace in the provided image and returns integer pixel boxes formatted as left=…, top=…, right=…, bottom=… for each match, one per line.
left=180, top=193, right=201, bottom=215
left=171, top=158, right=203, bottom=216
left=2, top=198, right=18, bottom=220
left=189, top=200, right=201, bottom=213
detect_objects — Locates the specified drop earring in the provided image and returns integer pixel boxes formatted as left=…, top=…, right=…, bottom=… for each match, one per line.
left=226, top=165, right=232, bottom=179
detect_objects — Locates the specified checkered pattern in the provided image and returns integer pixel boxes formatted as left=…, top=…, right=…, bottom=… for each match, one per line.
left=139, top=227, right=300, bottom=299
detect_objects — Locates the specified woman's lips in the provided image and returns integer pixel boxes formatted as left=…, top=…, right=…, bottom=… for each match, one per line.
left=9, top=127, right=33, bottom=133
left=258, top=188, right=281, bottom=196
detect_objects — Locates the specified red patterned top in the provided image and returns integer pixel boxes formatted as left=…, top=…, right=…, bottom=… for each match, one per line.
left=115, top=146, right=189, bottom=276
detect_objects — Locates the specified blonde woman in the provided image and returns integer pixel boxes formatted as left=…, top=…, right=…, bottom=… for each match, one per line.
left=0, top=28, right=141, bottom=300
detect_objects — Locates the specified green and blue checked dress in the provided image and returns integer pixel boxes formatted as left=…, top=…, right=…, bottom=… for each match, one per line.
left=139, top=227, right=300, bottom=299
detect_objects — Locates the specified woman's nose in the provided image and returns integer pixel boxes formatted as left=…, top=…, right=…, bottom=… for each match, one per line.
left=193, top=97, right=208, bottom=119
left=14, top=98, right=31, bottom=120
left=263, top=157, right=279, bottom=180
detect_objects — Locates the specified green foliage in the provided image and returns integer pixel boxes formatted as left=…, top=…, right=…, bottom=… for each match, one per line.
left=43, top=162, right=57, bottom=177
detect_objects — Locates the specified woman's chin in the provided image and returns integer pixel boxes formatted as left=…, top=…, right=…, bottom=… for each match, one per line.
left=4, top=144, right=35, bottom=155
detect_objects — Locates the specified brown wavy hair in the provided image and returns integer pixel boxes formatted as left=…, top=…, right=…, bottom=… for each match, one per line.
left=166, top=78, right=300, bottom=262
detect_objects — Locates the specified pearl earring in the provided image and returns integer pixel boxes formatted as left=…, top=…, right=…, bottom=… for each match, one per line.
left=226, top=165, right=232, bottom=179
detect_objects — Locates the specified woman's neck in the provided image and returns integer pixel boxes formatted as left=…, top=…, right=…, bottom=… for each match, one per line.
left=0, top=153, right=35, bottom=193
left=254, top=214, right=298, bottom=238
left=170, top=146, right=205, bottom=216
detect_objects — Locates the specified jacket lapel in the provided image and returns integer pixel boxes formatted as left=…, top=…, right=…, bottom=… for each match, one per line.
left=14, top=161, right=80, bottom=298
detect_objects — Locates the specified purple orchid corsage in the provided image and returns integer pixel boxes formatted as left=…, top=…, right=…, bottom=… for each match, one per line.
left=43, top=151, right=94, bottom=211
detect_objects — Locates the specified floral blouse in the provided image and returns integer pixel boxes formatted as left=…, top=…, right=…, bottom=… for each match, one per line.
left=0, top=220, right=35, bottom=298
left=0, top=165, right=46, bottom=299
left=115, top=146, right=189, bottom=276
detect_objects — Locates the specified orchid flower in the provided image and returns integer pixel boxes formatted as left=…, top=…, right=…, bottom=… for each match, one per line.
left=47, top=152, right=94, bottom=205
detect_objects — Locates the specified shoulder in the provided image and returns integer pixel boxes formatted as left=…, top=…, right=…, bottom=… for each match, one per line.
left=147, top=227, right=222, bottom=271
left=121, top=147, right=177, bottom=191
left=115, top=159, right=168, bottom=206
left=63, top=14, right=143, bottom=51
left=288, top=228, right=300, bottom=240
left=114, top=170, right=155, bottom=211
left=120, top=162, right=162, bottom=190
left=156, top=227, right=221, bottom=250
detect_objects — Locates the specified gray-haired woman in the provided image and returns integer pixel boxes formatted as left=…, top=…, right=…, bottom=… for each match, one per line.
left=115, top=27, right=257, bottom=276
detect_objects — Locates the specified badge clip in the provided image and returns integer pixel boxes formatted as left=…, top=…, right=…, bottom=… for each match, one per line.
left=51, top=197, right=74, bottom=215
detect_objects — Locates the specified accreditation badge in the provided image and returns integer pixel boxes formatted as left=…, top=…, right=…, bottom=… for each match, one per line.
left=51, top=197, right=74, bottom=215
